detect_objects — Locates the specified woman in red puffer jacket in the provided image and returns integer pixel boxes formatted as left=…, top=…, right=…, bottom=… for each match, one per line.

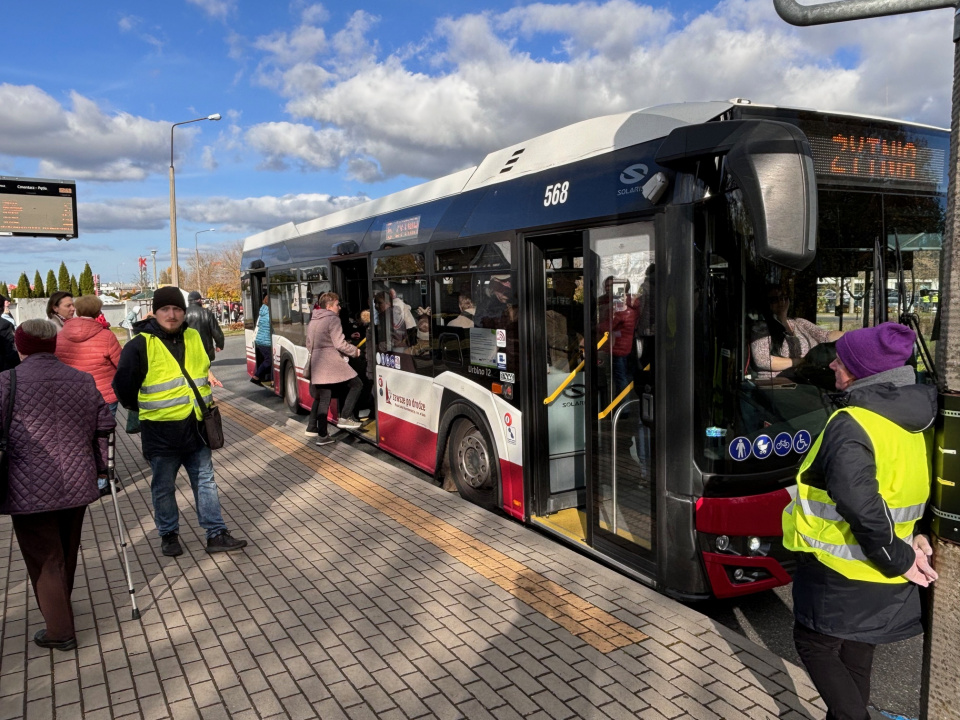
left=55, top=295, right=122, bottom=414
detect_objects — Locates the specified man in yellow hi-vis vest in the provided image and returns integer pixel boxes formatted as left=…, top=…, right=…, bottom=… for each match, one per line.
left=114, top=287, right=247, bottom=558
left=783, top=322, right=937, bottom=720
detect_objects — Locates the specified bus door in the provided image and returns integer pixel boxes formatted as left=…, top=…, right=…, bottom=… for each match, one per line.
left=328, top=255, right=377, bottom=439
left=585, top=221, right=657, bottom=570
left=527, top=233, right=589, bottom=542
left=246, top=268, right=268, bottom=377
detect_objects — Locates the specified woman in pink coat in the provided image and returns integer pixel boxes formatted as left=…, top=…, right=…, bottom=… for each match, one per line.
left=305, top=292, right=361, bottom=445
left=55, top=295, right=122, bottom=415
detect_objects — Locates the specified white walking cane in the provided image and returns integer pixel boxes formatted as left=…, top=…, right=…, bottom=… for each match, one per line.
left=106, top=431, right=141, bottom=621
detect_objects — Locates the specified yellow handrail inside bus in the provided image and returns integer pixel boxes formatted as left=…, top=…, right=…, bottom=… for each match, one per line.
left=598, top=381, right=635, bottom=420
left=357, top=338, right=366, bottom=348
left=543, top=332, right=609, bottom=405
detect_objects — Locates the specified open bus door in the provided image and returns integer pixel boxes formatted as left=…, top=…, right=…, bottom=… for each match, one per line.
left=526, top=222, right=658, bottom=579
left=328, top=253, right=377, bottom=440
left=584, top=222, right=658, bottom=573
left=245, top=264, right=268, bottom=379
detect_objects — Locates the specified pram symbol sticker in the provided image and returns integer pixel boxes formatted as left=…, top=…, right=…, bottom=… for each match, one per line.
left=753, top=434, right=773, bottom=460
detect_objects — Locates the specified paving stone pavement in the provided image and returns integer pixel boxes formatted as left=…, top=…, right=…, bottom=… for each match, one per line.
left=0, top=387, right=827, bottom=719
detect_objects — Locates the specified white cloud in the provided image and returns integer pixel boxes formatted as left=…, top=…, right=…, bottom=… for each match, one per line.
left=244, top=0, right=953, bottom=183
left=0, top=84, right=183, bottom=182
left=186, top=0, right=235, bottom=21
left=78, top=193, right=368, bottom=233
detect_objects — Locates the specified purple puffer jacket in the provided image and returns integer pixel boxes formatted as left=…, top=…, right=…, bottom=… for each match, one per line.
left=0, top=353, right=116, bottom=515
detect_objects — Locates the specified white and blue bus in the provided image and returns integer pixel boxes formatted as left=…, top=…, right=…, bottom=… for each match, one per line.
left=241, top=99, right=947, bottom=600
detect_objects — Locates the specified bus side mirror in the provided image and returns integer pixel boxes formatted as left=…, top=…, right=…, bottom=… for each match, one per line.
left=724, top=122, right=817, bottom=272
left=656, top=119, right=817, bottom=271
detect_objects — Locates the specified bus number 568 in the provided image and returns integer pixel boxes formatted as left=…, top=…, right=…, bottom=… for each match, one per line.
left=544, top=181, right=569, bottom=207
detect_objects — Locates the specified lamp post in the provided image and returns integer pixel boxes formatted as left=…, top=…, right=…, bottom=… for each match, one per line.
left=150, top=249, right=158, bottom=290
left=194, top=228, right=215, bottom=296
left=169, top=113, right=221, bottom=288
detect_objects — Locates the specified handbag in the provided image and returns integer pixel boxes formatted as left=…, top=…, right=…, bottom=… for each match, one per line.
left=176, top=359, right=225, bottom=450
left=0, top=368, right=15, bottom=501
left=302, top=351, right=312, bottom=381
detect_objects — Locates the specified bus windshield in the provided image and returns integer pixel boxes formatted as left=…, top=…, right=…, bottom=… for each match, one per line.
left=694, top=179, right=944, bottom=476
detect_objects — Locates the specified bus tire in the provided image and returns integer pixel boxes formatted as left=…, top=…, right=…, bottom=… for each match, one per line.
left=447, top=417, right=497, bottom=509
left=283, top=362, right=304, bottom=415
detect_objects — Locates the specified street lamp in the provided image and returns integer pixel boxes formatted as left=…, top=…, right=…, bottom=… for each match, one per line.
left=150, top=249, right=158, bottom=290
left=169, top=113, right=221, bottom=288
left=194, top=228, right=215, bottom=296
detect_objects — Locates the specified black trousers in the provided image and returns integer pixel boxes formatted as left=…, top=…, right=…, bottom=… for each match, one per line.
left=12, top=506, right=88, bottom=641
left=793, top=622, right=875, bottom=720
left=308, top=377, right=363, bottom=433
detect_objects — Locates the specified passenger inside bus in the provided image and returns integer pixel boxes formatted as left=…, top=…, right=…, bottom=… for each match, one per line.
left=750, top=284, right=843, bottom=381
left=475, top=276, right=512, bottom=328
left=547, top=273, right=583, bottom=373
left=447, top=295, right=475, bottom=328
left=374, top=291, right=412, bottom=349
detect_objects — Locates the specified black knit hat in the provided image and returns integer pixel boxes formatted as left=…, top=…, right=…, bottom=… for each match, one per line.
left=154, top=286, right=187, bottom=313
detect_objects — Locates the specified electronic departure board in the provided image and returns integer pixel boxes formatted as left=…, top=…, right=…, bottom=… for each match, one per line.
left=0, top=177, right=78, bottom=239
left=796, top=119, right=948, bottom=192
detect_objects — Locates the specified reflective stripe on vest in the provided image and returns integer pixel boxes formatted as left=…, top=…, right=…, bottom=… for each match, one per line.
left=782, top=405, right=930, bottom=584
left=138, top=329, right=212, bottom=422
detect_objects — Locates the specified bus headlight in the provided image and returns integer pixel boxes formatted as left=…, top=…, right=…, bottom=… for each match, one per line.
left=748, top=536, right=761, bottom=553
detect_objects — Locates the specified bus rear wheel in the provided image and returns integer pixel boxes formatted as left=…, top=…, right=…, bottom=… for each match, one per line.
left=447, top=417, right=497, bottom=509
left=283, top=362, right=304, bottom=414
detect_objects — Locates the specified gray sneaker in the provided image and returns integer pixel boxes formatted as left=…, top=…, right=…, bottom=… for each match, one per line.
left=336, top=417, right=362, bottom=430
left=315, top=436, right=336, bottom=446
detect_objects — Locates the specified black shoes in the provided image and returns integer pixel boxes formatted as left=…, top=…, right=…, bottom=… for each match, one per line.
left=315, top=436, right=335, bottom=446
left=206, top=531, right=248, bottom=554
left=34, top=630, right=77, bottom=651
left=161, top=533, right=183, bottom=557
left=99, top=479, right=122, bottom=498
left=249, top=377, right=262, bottom=385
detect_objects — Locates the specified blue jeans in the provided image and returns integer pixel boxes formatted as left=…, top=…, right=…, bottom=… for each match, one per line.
left=149, top=446, right=227, bottom=539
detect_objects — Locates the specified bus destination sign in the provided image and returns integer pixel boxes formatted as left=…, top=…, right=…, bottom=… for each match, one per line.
left=0, top=176, right=78, bottom=239
left=802, top=125, right=946, bottom=190
left=383, top=215, right=420, bottom=243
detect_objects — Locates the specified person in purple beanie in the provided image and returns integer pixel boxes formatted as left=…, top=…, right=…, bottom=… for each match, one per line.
left=783, top=322, right=938, bottom=720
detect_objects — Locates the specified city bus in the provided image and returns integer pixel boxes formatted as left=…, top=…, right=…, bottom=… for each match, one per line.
left=240, top=99, right=947, bottom=600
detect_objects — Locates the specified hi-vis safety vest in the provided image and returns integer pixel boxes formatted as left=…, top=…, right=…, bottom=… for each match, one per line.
left=138, top=329, right=212, bottom=422
left=782, top=406, right=929, bottom=584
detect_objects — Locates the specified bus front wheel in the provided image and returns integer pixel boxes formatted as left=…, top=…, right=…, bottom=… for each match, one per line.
left=447, top=417, right=497, bottom=509
left=283, top=363, right=304, bottom=414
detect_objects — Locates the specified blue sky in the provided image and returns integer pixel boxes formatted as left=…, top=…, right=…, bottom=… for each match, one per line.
left=0, top=0, right=952, bottom=289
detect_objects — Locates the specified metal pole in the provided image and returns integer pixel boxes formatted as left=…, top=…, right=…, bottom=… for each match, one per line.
left=923, top=11, right=960, bottom=719
left=150, top=250, right=158, bottom=290
left=773, top=0, right=953, bottom=24
left=168, top=115, right=221, bottom=289
left=106, top=431, right=141, bottom=621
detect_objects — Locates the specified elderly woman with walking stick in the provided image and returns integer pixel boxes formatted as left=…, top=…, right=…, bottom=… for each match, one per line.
left=0, top=319, right=116, bottom=651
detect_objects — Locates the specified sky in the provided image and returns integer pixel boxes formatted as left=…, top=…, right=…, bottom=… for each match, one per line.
left=0, top=0, right=953, bottom=289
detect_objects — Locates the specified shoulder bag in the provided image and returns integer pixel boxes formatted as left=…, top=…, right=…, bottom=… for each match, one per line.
left=0, top=369, right=16, bottom=501
left=302, top=350, right=312, bottom=381
left=175, top=358, right=225, bottom=450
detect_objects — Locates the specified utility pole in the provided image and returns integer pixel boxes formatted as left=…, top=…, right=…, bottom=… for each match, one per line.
left=773, top=2, right=959, bottom=718
left=150, top=250, right=158, bottom=290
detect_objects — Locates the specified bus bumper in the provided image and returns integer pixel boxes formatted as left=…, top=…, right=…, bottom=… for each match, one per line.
left=696, top=488, right=794, bottom=598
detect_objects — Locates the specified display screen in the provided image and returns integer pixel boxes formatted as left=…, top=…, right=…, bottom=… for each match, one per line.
left=738, top=107, right=949, bottom=193
left=383, top=215, right=420, bottom=243
left=798, top=118, right=948, bottom=192
left=0, top=177, right=78, bottom=238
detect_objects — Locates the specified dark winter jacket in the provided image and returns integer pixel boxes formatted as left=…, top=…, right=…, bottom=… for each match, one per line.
left=0, top=320, right=18, bottom=372
left=0, top=354, right=115, bottom=514
left=113, top=318, right=208, bottom=459
left=185, top=301, right=225, bottom=362
left=791, top=366, right=936, bottom=644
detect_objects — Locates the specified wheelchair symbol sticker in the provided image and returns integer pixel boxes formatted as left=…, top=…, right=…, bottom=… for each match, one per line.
left=774, top=432, right=793, bottom=457
left=793, top=430, right=812, bottom=454
left=729, top=436, right=752, bottom=461
left=753, top=434, right=773, bottom=460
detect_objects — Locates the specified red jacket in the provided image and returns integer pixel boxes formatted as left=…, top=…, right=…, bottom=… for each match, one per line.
left=55, top=317, right=122, bottom=404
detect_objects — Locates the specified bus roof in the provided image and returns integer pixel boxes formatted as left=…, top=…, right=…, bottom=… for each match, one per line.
left=243, top=101, right=735, bottom=252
